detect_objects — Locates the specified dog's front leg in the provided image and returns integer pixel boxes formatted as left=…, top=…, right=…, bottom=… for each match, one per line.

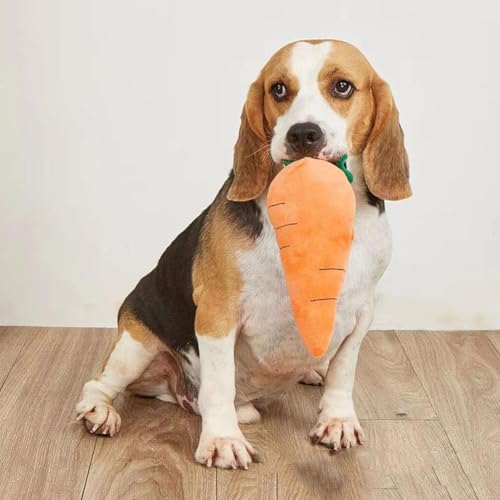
left=194, top=304, right=258, bottom=469
left=310, top=299, right=374, bottom=451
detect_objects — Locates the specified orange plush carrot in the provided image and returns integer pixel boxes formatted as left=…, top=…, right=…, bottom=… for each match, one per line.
left=267, top=157, right=356, bottom=357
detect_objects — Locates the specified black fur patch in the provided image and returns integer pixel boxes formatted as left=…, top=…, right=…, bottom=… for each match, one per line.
left=225, top=172, right=263, bottom=240
left=226, top=200, right=262, bottom=240
left=366, top=189, right=385, bottom=214
left=119, top=208, right=209, bottom=355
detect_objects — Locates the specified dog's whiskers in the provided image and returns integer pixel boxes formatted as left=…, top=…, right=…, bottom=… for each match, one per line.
left=246, top=141, right=272, bottom=159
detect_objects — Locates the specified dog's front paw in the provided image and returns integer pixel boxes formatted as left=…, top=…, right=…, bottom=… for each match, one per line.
left=195, top=432, right=259, bottom=469
left=310, top=411, right=364, bottom=452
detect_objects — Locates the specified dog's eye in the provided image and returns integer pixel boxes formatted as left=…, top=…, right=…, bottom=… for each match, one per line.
left=332, top=80, right=354, bottom=98
left=271, top=82, right=288, bottom=102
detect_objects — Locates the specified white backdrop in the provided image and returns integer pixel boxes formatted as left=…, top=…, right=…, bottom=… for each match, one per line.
left=1, top=0, right=499, bottom=329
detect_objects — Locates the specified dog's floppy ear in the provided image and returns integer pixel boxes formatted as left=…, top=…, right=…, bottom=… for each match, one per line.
left=227, top=77, right=271, bottom=202
left=362, top=76, right=412, bottom=201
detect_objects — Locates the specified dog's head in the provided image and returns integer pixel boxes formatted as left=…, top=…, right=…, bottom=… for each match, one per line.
left=227, top=40, right=411, bottom=203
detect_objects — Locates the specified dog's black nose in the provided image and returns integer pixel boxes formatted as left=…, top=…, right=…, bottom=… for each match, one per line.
left=286, top=122, right=324, bottom=154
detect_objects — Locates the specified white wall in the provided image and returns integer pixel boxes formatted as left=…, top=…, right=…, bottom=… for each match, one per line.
left=1, top=0, right=499, bottom=329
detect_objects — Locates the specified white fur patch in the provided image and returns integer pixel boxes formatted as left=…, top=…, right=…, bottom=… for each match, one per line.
left=195, top=330, right=257, bottom=469
left=270, top=41, right=347, bottom=163
left=77, top=330, right=155, bottom=410
left=196, top=330, right=239, bottom=434
left=99, top=331, right=155, bottom=394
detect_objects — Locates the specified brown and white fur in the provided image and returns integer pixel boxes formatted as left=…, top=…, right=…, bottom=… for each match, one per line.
left=76, top=39, right=411, bottom=469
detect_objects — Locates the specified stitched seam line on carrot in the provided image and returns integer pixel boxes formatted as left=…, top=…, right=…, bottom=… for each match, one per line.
left=268, top=202, right=286, bottom=208
left=274, top=222, right=298, bottom=230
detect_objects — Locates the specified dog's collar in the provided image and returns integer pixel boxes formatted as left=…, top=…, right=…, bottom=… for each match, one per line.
left=282, top=154, right=353, bottom=183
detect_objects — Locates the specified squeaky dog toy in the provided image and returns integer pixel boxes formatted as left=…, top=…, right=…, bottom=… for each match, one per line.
left=267, top=156, right=356, bottom=357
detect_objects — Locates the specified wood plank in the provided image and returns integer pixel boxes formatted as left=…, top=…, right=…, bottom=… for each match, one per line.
left=217, top=468, right=276, bottom=500
left=355, top=331, right=436, bottom=420
left=274, top=418, right=473, bottom=499
left=82, top=394, right=216, bottom=500
left=0, top=327, right=115, bottom=500
left=487, top=331, right=500, bottom=354
left=361, top=420, right=474, bottom=500
left=0, top=326, right=36, bottom=389
left=276, top=463, right=400, bottom=500
left=258, top=384, right=324, bottom=470
left=398, top=332, right=499, bottom=499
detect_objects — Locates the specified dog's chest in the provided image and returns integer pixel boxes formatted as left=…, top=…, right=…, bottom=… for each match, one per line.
left=237, top=219, right=307, bottom=374
left=236, top=199, right=391, bottom=376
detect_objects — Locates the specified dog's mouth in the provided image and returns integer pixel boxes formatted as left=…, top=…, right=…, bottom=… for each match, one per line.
left=282, top=152, right=345, bottom=167
left=281, top=152, right=353, bottom=183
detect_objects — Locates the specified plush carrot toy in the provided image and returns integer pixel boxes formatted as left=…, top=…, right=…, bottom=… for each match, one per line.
left=267, top=157, right=356, bottom=357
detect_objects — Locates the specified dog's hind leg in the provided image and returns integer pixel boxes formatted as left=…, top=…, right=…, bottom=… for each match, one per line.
left=75, top=312, right=160, bottom=436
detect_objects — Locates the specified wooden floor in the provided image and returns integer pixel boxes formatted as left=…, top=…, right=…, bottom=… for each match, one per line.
left=0, top=328, right=498, bottom=499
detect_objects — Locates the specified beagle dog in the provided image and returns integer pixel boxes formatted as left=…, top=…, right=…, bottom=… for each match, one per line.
left=76, top=39, right=410, bottom=469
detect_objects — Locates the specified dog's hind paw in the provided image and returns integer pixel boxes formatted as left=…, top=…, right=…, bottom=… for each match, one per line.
left=76, top=402, right=122, bottom=437
left=299, top=369, right=324, bottom=386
